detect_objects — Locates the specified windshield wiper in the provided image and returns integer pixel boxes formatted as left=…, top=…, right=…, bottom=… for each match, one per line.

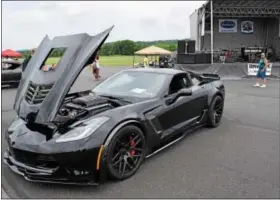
left=100, top=95, right=132, bottom=104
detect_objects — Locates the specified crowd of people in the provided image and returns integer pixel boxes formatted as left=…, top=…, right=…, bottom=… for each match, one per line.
left=142, top=55, right=172, bottom=68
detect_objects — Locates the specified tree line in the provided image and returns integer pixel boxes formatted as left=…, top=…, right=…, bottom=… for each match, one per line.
left=19, top=39, right=179, bottom=58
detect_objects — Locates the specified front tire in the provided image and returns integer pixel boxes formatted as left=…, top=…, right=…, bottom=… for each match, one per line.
left=207, top=95, right=224, bottom=128
left=106, top=125, right=146, bottom=180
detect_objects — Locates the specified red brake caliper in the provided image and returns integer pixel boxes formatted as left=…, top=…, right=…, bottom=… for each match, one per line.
left=129, top=136, right=135, bottom=156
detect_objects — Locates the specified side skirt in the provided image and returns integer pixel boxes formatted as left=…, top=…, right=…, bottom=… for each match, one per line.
left=145, top=110, right=208, bottom=159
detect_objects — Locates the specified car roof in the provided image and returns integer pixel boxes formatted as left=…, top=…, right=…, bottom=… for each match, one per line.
left=123, top=68, right=186, bottom=75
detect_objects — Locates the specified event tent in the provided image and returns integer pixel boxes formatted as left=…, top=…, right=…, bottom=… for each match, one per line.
left=1, top=49, right=23, bottom=58
left=134, top=45, right=172, bottom=55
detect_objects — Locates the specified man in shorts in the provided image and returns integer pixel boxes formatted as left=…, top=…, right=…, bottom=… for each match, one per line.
left=253, top=53, right=268, bottom=88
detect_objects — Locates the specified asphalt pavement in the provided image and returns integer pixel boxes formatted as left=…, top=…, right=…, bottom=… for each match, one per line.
left=1, top=66, right=280, bottom=198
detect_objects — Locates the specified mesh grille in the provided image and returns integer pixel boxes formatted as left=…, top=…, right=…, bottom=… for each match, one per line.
left=9, top=148, right=57, bottom=167
left=25, top=82, right=53, bottom=104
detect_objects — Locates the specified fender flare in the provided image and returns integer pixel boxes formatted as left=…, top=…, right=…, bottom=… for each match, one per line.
left=102, top=119, right=142, bottom=157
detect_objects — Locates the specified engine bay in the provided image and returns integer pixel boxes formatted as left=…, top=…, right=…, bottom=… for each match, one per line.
left=54, top=91, right=124, bottom=126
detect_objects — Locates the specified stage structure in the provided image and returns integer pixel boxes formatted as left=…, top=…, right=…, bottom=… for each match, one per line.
left=189, top=0, right=280, bottom=63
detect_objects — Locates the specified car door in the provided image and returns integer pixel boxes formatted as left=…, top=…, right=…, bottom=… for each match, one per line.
left=148, top=73, right=208, bottom=141
left=154, top=73, right=196, bottom=139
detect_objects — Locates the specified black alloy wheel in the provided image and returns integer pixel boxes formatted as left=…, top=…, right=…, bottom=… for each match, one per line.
left=106, top=125, right=146, bottom=180
left=207, top=95, right=224, bottom=128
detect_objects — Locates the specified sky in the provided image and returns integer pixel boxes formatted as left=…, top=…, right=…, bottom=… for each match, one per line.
left=2, top=1, right=206, bottom=50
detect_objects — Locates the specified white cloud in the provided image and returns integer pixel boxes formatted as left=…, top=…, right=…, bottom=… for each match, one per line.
left=2, top=1, right=206, bottom=50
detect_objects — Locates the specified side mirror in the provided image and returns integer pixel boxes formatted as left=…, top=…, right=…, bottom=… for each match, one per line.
left=166, top=88, right=192, bottom=105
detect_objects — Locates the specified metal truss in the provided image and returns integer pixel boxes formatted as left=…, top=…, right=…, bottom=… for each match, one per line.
left=202, top=0, right=280, bottom=18
left=205, top=7, right=280, bottom=18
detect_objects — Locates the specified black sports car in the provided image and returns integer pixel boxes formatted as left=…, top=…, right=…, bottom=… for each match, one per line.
left=4, top=26, right=225, bottom=185
left=1, top=60, right=23, bottom=86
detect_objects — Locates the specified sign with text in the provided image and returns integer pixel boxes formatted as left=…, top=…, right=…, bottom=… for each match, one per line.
left=219, top=19, right=237, bottom=33
left=247, top=63, right=272, bottom=76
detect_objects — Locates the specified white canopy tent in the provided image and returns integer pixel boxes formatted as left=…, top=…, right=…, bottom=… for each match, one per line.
left=133, top=46, right=171, bottom=67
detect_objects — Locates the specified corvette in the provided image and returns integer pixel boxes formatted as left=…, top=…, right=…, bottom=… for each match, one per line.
left=1, top=59, right=23, bottom=86
left=4, top=26, right=225, bottom=185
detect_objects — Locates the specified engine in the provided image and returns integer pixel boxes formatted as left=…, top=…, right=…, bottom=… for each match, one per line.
left=55, top=93, right=121, bottom=125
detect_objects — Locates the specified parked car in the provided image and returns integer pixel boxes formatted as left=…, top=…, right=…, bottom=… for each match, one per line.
left=1, top=60, right=23, bottom=87
left=4, top=26, right=225, bottom=185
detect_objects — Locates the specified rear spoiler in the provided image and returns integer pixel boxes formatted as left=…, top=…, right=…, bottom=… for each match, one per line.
left=200, top=73, right=220, bottom=81
left=186, top=70, right=220, bottom=82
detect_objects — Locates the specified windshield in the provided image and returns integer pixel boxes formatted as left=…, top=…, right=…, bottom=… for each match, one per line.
left=92, top=71, right=168, bottom=98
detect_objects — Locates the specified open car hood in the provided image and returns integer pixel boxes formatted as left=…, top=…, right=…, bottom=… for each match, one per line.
left=14, top=26, right=114, bottom=125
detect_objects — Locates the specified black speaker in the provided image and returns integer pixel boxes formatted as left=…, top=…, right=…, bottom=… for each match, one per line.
left=195, top=53, right=211, bottom=64
left=177, top=40, right=186, bottom=54
left=187, top=40, right=196, bottom=53
left=177, top=54, right=196, bottom=64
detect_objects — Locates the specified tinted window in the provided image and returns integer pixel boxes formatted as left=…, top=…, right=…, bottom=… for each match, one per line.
left=92, top=71, right=168, bottom=98
left=169, top=74, right=190, bottom=94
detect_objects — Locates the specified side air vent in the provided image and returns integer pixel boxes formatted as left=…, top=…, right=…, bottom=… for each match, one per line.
left=25, top=82, right=53, bottom=104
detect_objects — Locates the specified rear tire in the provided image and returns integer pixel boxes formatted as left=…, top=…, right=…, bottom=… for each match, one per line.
left=207, top=95, right=224, bottom=128
left=106, top=125, right=146, bottom=180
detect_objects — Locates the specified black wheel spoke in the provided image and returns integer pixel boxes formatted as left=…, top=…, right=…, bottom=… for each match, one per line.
left=133, top=137, right=142, bottom=147
left=127, top=134, right=140, bottom=147
left=130, top=147, right=143, bottom=152
left=121, top=160, right=127, bottom=176
left=118, top=159, right=123, bottom=174
left=113, top=158, right=122, bottom=167
left=130, top=134, right=140, bottom=143
left=215, top=104, right=223, bottom=111
left=112, top=152, right=121, bottom=162
left=213, top=113, right=216, bottom=124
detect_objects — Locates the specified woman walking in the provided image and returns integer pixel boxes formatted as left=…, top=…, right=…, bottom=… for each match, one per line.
left=253, top=53, right=268, bottom=88
left=91, top=55, right=101, bottom=81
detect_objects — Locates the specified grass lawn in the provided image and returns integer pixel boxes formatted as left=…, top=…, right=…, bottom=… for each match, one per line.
left=45, top=55, right=145, bottom=67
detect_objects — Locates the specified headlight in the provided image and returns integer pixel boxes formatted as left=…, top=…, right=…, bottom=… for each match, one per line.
left=55, top=116, right=109, bottom=143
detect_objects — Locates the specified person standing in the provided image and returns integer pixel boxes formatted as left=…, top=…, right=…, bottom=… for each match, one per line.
left=143, top=55, right=149, bottom=68
left=253, top=53, right=268, bottom=88
left=22, top=49, right=35, bottom=72
left=91, top=55, right=101, bottom=81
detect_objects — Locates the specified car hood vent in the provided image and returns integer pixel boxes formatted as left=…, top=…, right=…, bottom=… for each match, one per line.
left=25, top=82, right=54, bottom=104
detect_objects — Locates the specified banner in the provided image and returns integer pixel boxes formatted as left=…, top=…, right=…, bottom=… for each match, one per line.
left=201, top=8, right=205, bottom=36
left=247, top=63, right=272, bottom=76
left=241, top=21, right=254, bottom=34
left=219, top=19, right=237, bottom=33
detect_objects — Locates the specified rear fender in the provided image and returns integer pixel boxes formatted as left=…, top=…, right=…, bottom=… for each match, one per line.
left=207, top=81, right=225, bottom=106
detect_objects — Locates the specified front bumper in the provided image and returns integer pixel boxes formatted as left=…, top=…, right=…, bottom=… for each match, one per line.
left=3, top=148, right=103, bottom=185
